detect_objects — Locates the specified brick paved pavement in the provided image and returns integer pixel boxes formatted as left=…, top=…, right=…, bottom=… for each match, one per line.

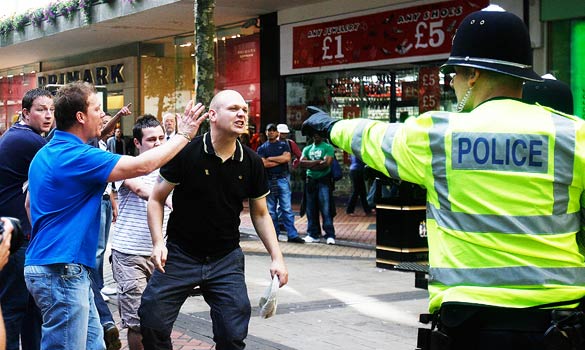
left=105, top=200, right=426, bottom=350
left=239, top=201, right=377, bottom=248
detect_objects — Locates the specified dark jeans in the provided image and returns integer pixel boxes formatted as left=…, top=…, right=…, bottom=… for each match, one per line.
left=89, top=198, right=115, bottom=329
left=89, top=271, right=115, bottom=329
left=346, top=169, right=371, bottom=214
left=0, top=242, right=41, bottom=350
left=139, top=243, right=251, bottom=350
left=306, top=177, right=335, bottom=239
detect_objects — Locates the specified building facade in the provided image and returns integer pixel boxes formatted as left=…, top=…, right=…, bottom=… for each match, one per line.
left=0, top=0, right=581, bottom=192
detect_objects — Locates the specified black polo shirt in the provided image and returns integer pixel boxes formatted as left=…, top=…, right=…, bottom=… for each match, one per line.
left=160, top=132, right=269, bottom=259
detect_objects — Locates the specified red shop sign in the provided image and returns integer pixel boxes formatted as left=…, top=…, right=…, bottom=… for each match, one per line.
left=418, top=66, right=441, bottom=113
left=292, top=0, right=488, bottom=69
left=343, top=106, right=361, bottom=119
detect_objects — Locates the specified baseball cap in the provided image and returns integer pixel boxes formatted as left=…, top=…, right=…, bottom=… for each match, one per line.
left=266, top=123, right=277, bottom=131
left=276, top=124, right=290, bottom=133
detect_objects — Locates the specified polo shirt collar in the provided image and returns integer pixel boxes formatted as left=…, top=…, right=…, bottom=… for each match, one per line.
left=52, top=130, right=84, bottom=144
left=202, top=132, right=243, bottom=162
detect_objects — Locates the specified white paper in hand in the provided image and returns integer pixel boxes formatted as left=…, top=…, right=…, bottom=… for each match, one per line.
left=259, top=274, right=279, bottom=319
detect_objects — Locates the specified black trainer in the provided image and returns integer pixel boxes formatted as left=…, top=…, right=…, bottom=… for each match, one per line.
left=288, top=236, right=305, bottom=244
left=104, top=325, right=121, bottom=350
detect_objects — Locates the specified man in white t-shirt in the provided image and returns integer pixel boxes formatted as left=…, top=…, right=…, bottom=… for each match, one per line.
left=110, top=115, right=172, bottom=350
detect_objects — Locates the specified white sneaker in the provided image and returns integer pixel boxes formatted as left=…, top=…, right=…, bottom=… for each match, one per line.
left=101, top=286, right=117, bottom=295
left=326, top=237, right=336, bottom=245
left=100, top=292, right=110, bottom=302
left=303, top=235, right=320, bottom=243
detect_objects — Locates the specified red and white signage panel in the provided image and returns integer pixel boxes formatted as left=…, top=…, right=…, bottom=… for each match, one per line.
left=292, top=0, right=488, bottom=69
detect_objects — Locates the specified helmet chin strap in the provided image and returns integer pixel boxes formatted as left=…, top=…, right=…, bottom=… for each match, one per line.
left=457, top=86, right=473, bottom=112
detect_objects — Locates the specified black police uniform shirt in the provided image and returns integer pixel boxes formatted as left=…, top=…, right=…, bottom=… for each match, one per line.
left=160, top=132, right=269, bottom=260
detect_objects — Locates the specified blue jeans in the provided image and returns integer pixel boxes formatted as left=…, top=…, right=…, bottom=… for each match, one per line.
left=347, top=169, right=372, bottom=214
left=0, top=241, right=42, bottom=350
left=94, top=198, right=113, bottom=291
left=266, top=177, right=299, bottom=239
left=89, top=198, right=115, bottom=328
left=306, top=177, right=335, bottom=239
left=24, top=264, right=105, bottom=350
left=139, top=243, right=251, bottom=350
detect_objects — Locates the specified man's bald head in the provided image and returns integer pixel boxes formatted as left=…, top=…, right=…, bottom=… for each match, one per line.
left=209, top=90, right=246, bottom=112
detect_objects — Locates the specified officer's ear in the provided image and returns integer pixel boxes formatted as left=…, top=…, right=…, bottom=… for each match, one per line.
left=466, top=68, right=481, bottom=88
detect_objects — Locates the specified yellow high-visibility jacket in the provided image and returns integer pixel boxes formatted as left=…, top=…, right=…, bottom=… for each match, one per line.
left=330, top=98, right=585, bottom=313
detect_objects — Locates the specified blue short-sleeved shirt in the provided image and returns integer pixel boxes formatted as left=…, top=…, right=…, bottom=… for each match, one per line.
left=25, top=130, right=121, bottom=268
left=257, top=140, right=290, bottom=176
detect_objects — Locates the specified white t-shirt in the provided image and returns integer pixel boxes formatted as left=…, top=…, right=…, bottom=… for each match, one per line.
left=111, top=169, right=170, bottom=256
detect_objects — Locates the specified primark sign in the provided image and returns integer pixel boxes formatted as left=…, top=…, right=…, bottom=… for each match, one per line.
left=37, top=63, right=125, bottom=87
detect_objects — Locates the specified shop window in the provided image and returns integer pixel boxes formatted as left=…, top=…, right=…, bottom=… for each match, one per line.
left=285, top=64, right=457, bottom=131
left=174, top=27, right=261, bottom=136
left=0, top=71, right=37, bottom=133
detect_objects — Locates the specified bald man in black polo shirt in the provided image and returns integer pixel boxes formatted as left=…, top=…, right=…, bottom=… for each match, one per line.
left=141, top=90, right=288, bottom=350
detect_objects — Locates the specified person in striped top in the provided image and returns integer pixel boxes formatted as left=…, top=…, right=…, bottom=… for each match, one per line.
left=110, top=115, right=171, bottom=350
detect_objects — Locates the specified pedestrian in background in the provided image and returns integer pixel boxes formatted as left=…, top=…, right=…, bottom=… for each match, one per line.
left=111, top=115, right=171, bottom=350
left=300, top=131, right=336, bottom=245
left=257, top=124, right=304, bottom=243
left=107, top=127, right=127, bottom=155
left=302, top=7, right=585, bottom=349
left=24, top=81, right=206, bottom=350
left=140, top=90, right=288, bottom=350
left=346, top=154, right=373, bottom=216
left=277, top=123, right=301, bottom=170
left=0, top=88, right=54, bottom=350
left=162, top=113, right=177, bottom=141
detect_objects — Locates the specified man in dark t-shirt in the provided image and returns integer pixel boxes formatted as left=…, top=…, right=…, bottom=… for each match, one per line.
left=0, top=88, right=53, bottom=350
left=141, top=90, right=288, bottom=350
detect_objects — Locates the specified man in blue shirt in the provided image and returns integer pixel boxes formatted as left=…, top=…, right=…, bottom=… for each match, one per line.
left=0, top=88, right=54, bottom=350
left=257, top=124, right=304, bottom=243
left=24, top=81, right=207, bottom=350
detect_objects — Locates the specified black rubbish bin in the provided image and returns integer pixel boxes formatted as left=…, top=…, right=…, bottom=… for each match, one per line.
left=371, top=175, right=428, bottom=270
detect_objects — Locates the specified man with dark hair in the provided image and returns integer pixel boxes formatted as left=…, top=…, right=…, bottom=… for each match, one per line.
left=140, top=90, right=288, bottom=350
left=257, top=123, right=304, bottom=243
left=24, top=81, right=207, bottom=350
left=300, top=132, right=336, bottom=245
left=110, top=115, right=170, bottom=350
left=107, top=128, right=127, bottom=155
left=0, top=87, right=54, bottom=350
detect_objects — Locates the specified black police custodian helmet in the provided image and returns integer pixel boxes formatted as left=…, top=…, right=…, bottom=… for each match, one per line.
left=441, top=8, right=542, bottom=82
left=523, top=77, right=574, bottom=115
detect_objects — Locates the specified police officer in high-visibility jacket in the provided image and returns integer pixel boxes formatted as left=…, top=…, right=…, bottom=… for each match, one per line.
left=302, top=7, right=585, bottom=350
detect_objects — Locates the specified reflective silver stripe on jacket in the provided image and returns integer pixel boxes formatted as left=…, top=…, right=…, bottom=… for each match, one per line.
left=350, top=119, right=370, bottom=157
left=427, top=204, right=580, bottom=234
left=350, top=120, right=401, bottom=179
left=430, top=266, right=585, bottom=286
left=429, top=112, right=451, bottom=210
left=551, top=113, right=576, bottom=215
